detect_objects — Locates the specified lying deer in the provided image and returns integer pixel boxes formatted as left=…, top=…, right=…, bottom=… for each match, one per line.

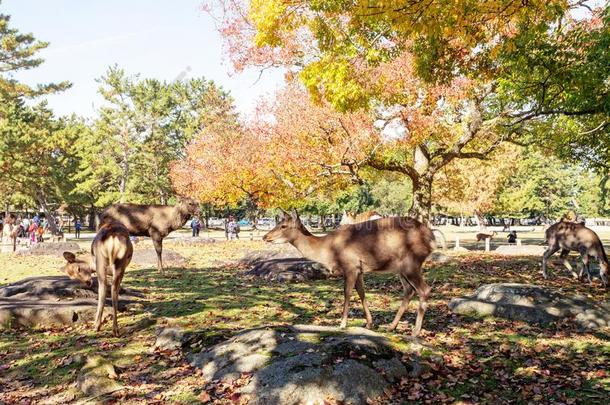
left=542, top=220, right=608, bottom=286
left=339, top=210, right=383, bottom=226
left=99, top=197, right=199, bottom=275
left=61, top=222, right=133, bottom=336
left=263, top=210, right=435, bottom=336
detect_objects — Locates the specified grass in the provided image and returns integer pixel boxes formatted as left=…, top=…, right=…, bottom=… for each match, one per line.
left=0, top=236, right=609, bottom=404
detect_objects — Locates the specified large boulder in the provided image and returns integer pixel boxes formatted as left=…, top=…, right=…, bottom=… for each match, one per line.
left=189, top=324, right=410, bottom=405
left=0, top=276, right=144, bottom=329
left=77, top=355, right=123, bottom=397
left=449, top=283, right=610, bottom=329
left=130, top=249, right=186, bottom=268
left=243, top=251, right=332, bottom=282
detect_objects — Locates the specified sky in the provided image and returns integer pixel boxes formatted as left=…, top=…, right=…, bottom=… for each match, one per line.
left=4, top=0, right=285, bottom=118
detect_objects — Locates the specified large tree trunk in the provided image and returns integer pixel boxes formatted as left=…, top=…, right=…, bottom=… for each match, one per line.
left=408, top=145, right=434, bottom=224
left=409, top=173, right=433, bottom=224
left=36, top=193, right=58, bottom=234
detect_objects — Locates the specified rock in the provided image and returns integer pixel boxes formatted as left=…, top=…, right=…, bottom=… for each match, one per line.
left=16, top=242, right=81, bottom=257
left=166, top=237, right=216, bottom=247
left=77, top=355, right=122, bottom=397
left=243, top=251, right=332, bottom=282
left=429, top=252, right=450, bottom=264
left=155, top=327, right=185, bottom=350
left=449, top=283, right=610, bottom=329
left=494, top=245, right=547, bottom=256
left=130, top=249, right=186, bottom=268
left=0, top=276, right=144, bottom=330
left=189, top=324, right=410, bottom=404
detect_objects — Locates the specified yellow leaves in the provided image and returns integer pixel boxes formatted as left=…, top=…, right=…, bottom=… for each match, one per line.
left=250, top=0, right=289, bottom=47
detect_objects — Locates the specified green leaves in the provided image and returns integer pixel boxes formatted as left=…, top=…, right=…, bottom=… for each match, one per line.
left=74, top=66, right=237, bottom=206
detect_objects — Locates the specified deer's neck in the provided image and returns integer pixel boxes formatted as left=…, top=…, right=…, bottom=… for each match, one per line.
left=290, top=233, right=331, bottom=268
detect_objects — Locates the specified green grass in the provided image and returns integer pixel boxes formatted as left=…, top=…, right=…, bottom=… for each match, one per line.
left=0, top=239, right=609, bottom=403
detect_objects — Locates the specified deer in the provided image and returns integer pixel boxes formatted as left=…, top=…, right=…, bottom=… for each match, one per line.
left=339, top=210, right=383, bottom=226
left=542, top=220, right=608, bottom=287
left=263, top=209, right=435, bottom=336
left=2, top=214, right=20, bottom=252
left=475, top=230, right=497, bottom=242
left=98, top=197, right=199, bottom=275
left=61, top=222, right=133, bottom=336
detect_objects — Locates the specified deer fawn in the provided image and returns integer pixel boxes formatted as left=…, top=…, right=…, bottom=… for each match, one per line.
left=263, top=210, right=435, bottom=336
left=543, top=220, right=608, bottom=286
left=61, top=222, right=133, bottom=336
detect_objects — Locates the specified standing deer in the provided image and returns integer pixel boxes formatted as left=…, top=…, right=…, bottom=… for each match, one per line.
left=61, top=222, right=133, bottom=336
left=475, top=230, right=497, bottom=242
left=98, top=197, right=199, bottom=275
left=542, top=220, right=608, bottom=286
left=263, top=210, right=435, bottom=336
left=2, top=214, right=19, bottom=252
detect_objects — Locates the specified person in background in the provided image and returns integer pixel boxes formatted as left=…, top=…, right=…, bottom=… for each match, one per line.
left=191, top=216, right=201, bottom=237
left=37, top=220, right=45, bottom=242
left=75, top=219, right=82, bottom=239
left=28, top=221, right=38, bottom=243
left=57, top=216, right=64, bottom=233
left=225, top=216, right=239, bottom=240
left=32, top=214, right=40, bottom=226
left=22, top=217, right=30, bottom=235
left=507, top=230, right=518, bottom=245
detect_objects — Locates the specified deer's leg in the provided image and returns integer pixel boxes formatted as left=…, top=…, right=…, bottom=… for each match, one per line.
left=542, top=246, right=560, bottom=279
left=111, top=264, right=123, bottom=337
left=94, top=263, right=107, bottom=332
left=355, top=273, right=373, bottom=329
left=560, top=249, right=578, bottom=279
left=152, top=236, right=164, bottom=276
left=340, top=272, right=357, bottom=329
left=579, top=250, right=592, bottom=284
left=388, top=274, right=415, bottom=331
left=404, top=271, right=431, bottom=337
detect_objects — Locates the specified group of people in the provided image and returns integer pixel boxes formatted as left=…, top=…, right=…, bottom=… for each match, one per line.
left=190, top=215, right=241, bottom=240
left=0, top=214, right=84, bottom=243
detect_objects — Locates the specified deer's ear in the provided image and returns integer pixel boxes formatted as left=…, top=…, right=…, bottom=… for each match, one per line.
left=63, top=252, right=76, bottom=263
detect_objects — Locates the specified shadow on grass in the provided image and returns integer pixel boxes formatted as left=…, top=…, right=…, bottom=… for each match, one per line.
left=1, top=253, right=608, bottom=403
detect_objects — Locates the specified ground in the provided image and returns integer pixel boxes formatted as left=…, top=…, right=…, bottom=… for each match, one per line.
left=0, top=228, right=609, bottom=404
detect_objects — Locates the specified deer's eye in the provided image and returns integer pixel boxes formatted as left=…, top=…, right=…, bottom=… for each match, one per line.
left=280, top=224, right=288, bottom=229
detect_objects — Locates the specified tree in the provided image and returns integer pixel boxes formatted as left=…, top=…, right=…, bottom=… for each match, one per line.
left=493, top=148, right=604, bottom=219
left=0, top=5, right=70, bottom=227
left=75, top=66, right=237, bottom=206
left=433, top=144, right=519, bottom=223
left=208, top=1, right=607, bottom=223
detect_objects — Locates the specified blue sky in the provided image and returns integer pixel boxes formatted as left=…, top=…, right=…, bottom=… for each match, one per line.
left=5, top=0, right=284, bottom=118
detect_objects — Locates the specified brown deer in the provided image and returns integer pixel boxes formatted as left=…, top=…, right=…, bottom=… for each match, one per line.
left=61, top=222, right=133, bottom=336
left=263, top=210, right=435, bottom=336
left=3, top=214, right=20, bottom=252
left=475, top=230, right=497, bottom=242
left=542, top=220, right=608, bottom=286
left=98, top=197, right=199, bottom=275
left=339, top=210, right=383, bottom=226
left=61, top=251, right=94, bottom=287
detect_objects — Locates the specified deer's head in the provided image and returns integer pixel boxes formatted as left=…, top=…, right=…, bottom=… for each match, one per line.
left=263, top=209, right=308, bottom=244
left=178, top=197, right=201, bottom=215
left=61, top=251, right=94, bottom=288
